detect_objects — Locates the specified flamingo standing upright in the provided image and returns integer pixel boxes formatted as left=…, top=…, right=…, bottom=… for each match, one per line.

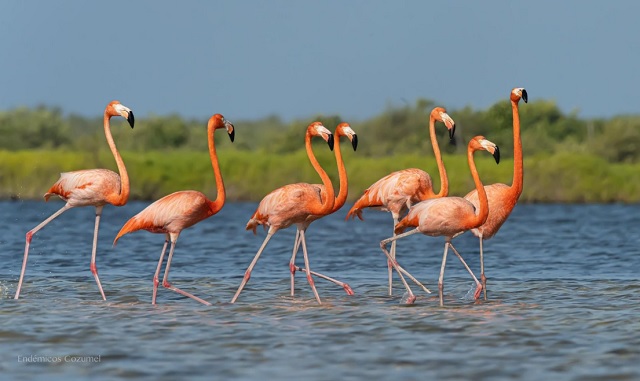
left=346, top=107, right=455, bottom=295
left=14, top=100, right=135, bottom=300
left=289, top=123, right=358, bottom=296
left=464, top=87, right=527, bottom=300
left=231, top=122, right=335, bottom=304
left=113, top=114, right=234, bottom=306
left=380, top=136, right=500, bottom=306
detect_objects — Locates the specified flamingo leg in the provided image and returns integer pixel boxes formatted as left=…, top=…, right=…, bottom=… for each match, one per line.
left=90, top=205, right=107, bottom=301
left=479, top=236, right=488, bottom=300
left=289, top=229, right=302, bottom=297
left=380, top=230, right=419, bottom=304
left=15, top=203, right=73, bottom=299
left=380, top=229, right=431, bottom=294
left=161, top=238, right=212, bottom=306
left=152, top=235, right=169, bottom=305
left=293, top=266, right=355, bottom=296
left=448, top=243, right=482, bottom=300
left=387, top=214, right=399, bottom=296
left=299, top=230, right=322, bottom=304
left=438, top=242, right=450, bottom=307
left=231, top=231, right=274, bottom=303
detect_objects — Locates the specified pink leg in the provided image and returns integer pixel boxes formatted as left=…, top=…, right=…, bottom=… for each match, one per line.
left=478, top=236, right=488, bottom=300
left=380, top=229, right=431, bottom=294
left=152, top=236, right=169, bottom=305
left=293, top=265, right=354, bottom=296
left=387, top=214, right=399, bottom=296
left=231, top=231, right=275, bottom=303
left=380, top=231, right=418, bottom=304
left=161, top=237, right=211, bottom=306
left=448, top=243, right=482, bottom=300
left=438, top=242, right=450, bottom=307
left=15, top=204, right=72, bottom=299
left=298, top=230, right=321, bottom=304
left=90, top=206, right=107, bottom=301
left=289, top=230, right=302, bottom=297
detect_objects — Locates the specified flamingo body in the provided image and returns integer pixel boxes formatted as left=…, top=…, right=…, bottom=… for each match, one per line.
left=45, top=169, right=124, bottom=207
left=113, top=113, right=234, bottom=306
left=14, top=100, right=134, bottom=300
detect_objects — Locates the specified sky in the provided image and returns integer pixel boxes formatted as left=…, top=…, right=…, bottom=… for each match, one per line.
left=1, top=1, right=639, bottom=122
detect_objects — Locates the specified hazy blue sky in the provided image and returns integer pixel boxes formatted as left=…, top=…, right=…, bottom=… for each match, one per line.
left=1, top=1, right=638, bottom=121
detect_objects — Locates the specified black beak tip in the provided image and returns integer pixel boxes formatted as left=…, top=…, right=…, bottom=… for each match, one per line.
left=522, top=89, right=528, bottom=103
left=228, top=129, right=235, bottom=142
left=127, top=112, right=135, bottom=128
left=327, top=134, right=335, bottom=151
left=493, top=146, right=501, bottom=164
left=449, top=124, right=456, bottom=140
left=351, top=135, right=358, bottom=151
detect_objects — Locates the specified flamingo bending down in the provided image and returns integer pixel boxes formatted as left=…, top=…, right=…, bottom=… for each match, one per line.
left=231, top=122, right=335, bottom=304
left=464, top=87, right=527, bottom=300
left=14, top=101, right=134, bottom=300
left=113, top=114, right=234, bottom=306
left=380, top=136, right=500, bottom=306
left=290, top=123, right=358, bottom=296
left=346, top=107, right=455, bottom=295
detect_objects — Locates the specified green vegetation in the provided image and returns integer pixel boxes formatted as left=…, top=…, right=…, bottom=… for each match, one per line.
left=1, top=97, right=640, bottom=203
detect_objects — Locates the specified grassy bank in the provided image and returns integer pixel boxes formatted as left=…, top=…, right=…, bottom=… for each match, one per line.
left=1, top=149, right=639, bottom=203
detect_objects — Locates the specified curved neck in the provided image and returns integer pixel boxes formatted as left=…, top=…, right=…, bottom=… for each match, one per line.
left=511, top=99, right=523, bottom=196
left=332, top=135, right=348, bottom=212
left=207, top=125, right=225, bottom=214
left=467, top=148, right=488, bottom=228
left=306, top=133, right=335, bottom=214
left=429, top=115, right=448, bottom=197
left=104, top=113, right=129, bottom=205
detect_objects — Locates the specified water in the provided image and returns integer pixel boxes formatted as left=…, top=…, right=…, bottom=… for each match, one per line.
left=1, top=200, right=639, bottom=380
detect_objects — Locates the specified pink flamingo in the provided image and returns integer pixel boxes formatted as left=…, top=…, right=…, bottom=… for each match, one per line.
left=14, top=100, right=135, bottom=300
left=231, top=122, right=335, bottom=304
left=289, top=123, right=358, bottom=296
left=464, top=87, right=527, bottom=300
left=113, top=114, right=234, bottom=306
left=346, top=107, right=455, bottom=295
left=380, top=136, right=500, bottom=306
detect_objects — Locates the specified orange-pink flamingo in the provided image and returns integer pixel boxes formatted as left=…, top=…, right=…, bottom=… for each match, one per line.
left=464, top=87, right=527, bottom=300
left=113, top=114, right=234, bottom=306
left=380, top=136, right=500, bottom=306
left=346, top=107, right=455, bottom=295
left=231, top=122, right=335, bottom=304
left=14, top=100, right=134, bottom=300
left=290, top=123, right=357, bottom=296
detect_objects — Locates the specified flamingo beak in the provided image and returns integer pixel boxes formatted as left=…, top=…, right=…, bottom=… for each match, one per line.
left=327, top=133, right=334, bottom=151
left=522, top=89, right=528, bottom=103
left=351, top=134, right=358, bottom=151
left=492, top=146, right=500, bottom=164
left=227, top=123, right=235, bottom=142
left=449, top=124, right=455, bottom=140
left=127, top=111, right=135, bottom=128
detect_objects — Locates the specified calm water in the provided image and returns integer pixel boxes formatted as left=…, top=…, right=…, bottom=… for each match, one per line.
left=0, top=200, right=639, bottom=381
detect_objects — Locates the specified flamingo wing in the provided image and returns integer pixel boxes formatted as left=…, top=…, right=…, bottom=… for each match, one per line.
left=45, top=169, right=121, bottom=206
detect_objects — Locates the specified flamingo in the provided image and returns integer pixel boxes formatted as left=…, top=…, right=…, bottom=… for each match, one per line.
left=231, top=122, right=335, bottom=304
left=464, top=87, right=527, bottom=300
left=14, top=100, right=135, bottom=300
left=289, top=123, right=358, bottom=296
left=113, top=114, right=234, bottom=306
left=346, top=107, right=455, bottom=295
left=380, top=136, right=500, bottom=306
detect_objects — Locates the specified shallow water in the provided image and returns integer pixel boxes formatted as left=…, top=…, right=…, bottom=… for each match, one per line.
left=1, top=200, right=639, bottom=380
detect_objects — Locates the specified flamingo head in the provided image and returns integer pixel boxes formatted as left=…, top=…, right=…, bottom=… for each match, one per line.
left=431, top=107, right=456, bottom=141
left=511, top=87, right=528, bottom=104
left=336, top=122, right=358, bottom=151
left=209, top=114, right=235, bottom=142
left=107, top=100, right=135, bottom=128
left=308, top=122, right=334, bottom=151
left=470, top=135, right=500, bottom=164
